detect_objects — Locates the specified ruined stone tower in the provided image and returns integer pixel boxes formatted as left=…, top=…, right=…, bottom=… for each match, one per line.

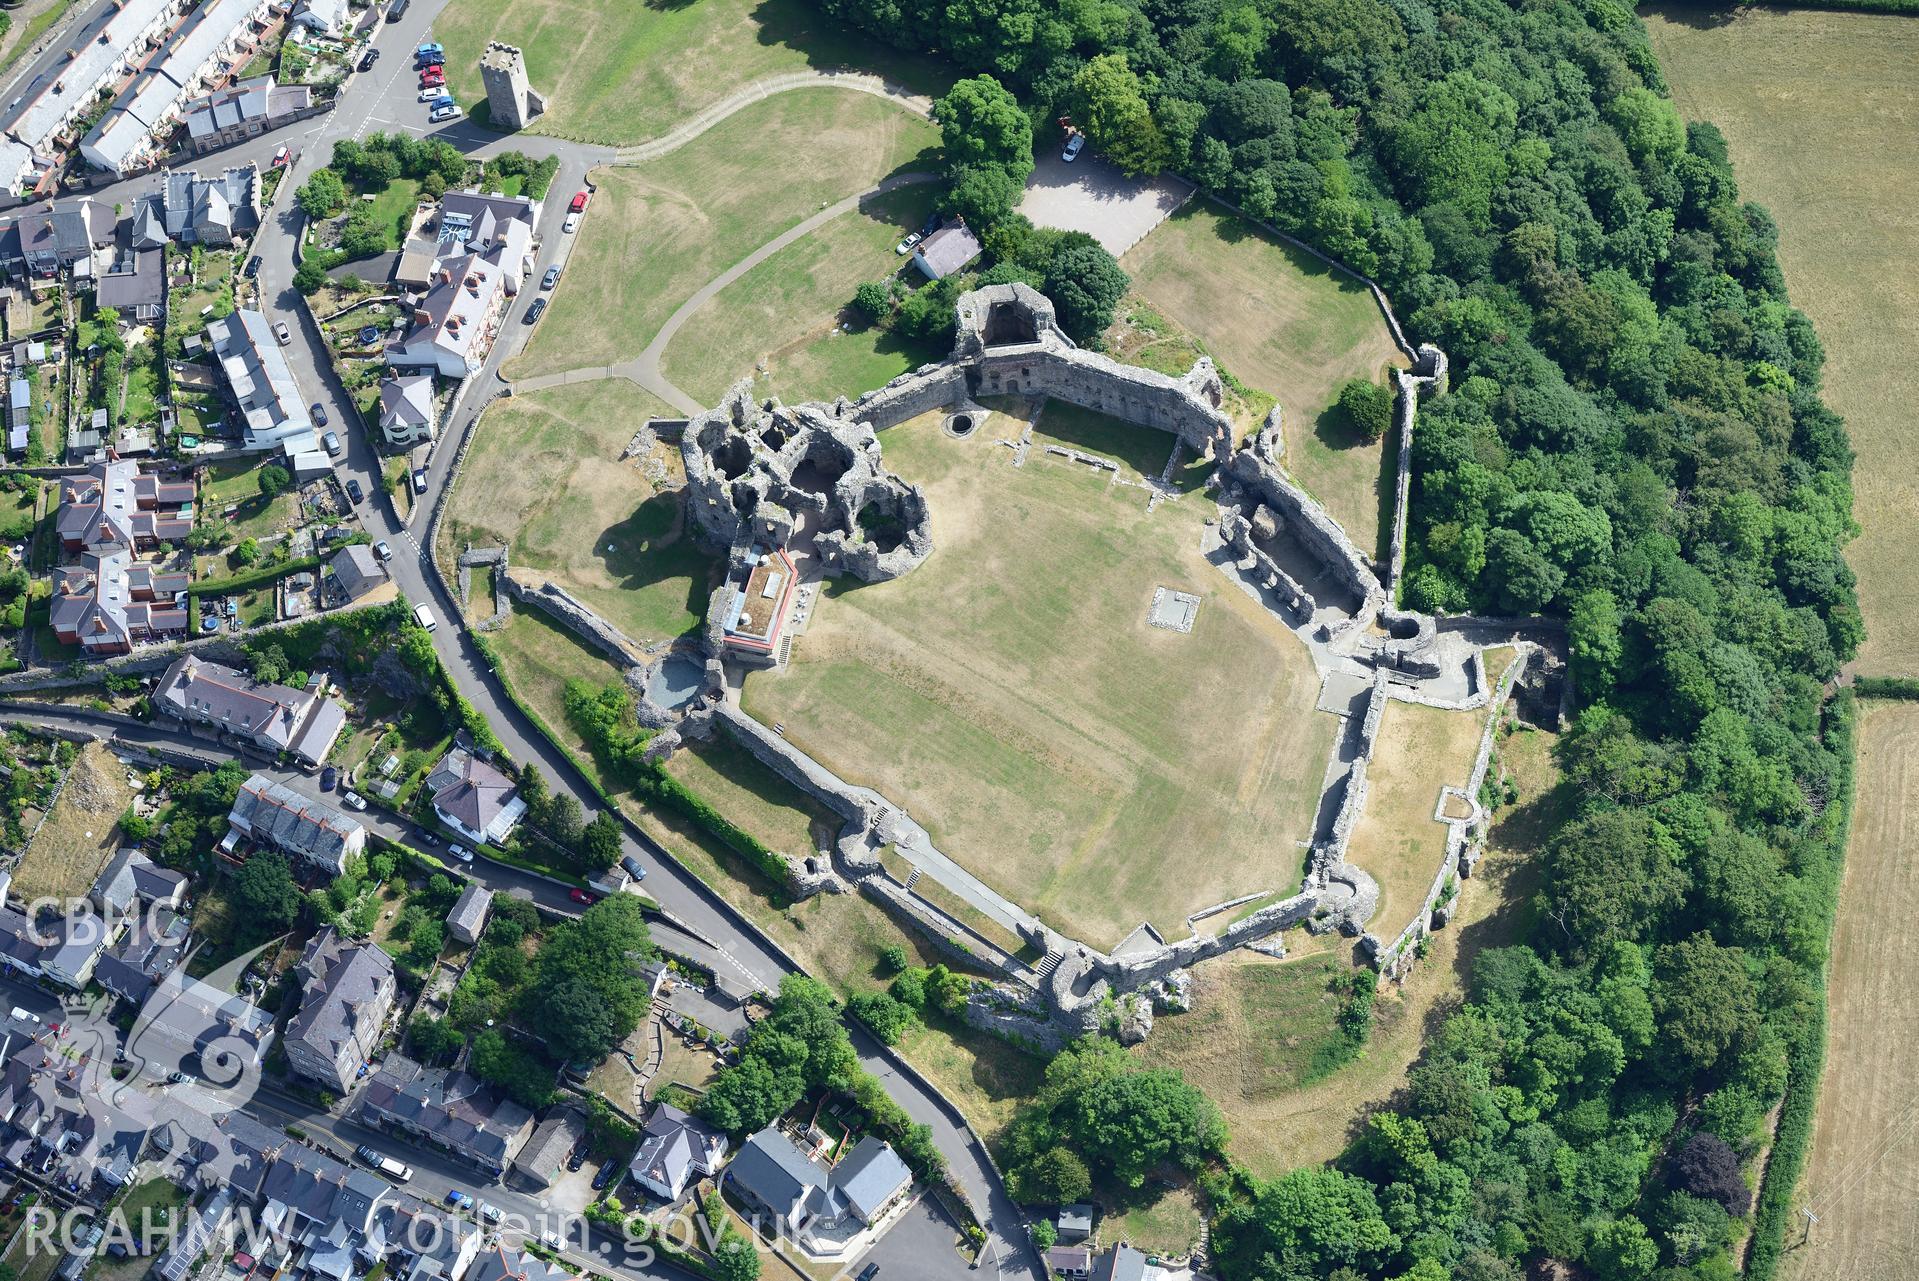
left=480, top=42, right=545, bottom=130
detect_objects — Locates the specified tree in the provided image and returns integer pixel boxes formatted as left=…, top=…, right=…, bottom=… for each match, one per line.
left=851, top=282, right=892, bottom=324
left=1672, top=1132, right=1751, bottom=1217
left=1043, top=239, right=1129, bottom=343
left=1011, top=1146, right=1090, bottom=1204
left=1337, top=377, right=1394, bottom=440
left=231, top=851, right=300, bottom=933
left=258, top=465, right=291, bottom=498
left=935, top=76, right=1033, bottom=173
left=1070, top=55, right=1170, bottom=176
left=232, top=537, right=261, bottom=567
left=297, top=168, right=346, bottom=217
left=1543, top=810, right=1688, bottom=950
left=545, top=792, right=584, bottom=847
left=468, top=1028, right=555, bottom=1107
left=846, top=991, right=915, bottom=1044
left=1652, top=934, right=1759, bottom=1078
left=878, top=944, right=910, bottom=975
left=249, top=643, right=288, bottom=685
left=1210, top=1166, right=1397, bottom=1279
left=940, top=162, right=1023, bottom=231
left=569, top=812, right=618, bottom=871
left=293, top=260, right=327, bottom=296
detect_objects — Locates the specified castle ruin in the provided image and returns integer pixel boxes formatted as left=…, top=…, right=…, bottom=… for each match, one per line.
left=480, top=42, right=545, bottom=131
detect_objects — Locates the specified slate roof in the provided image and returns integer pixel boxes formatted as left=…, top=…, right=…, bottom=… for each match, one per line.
left=727, top=1128, right=833, bottom=1223
left=628, top=1102, right=726, bottom=1200
left=227, top=774, right=363, bottom=869
left=135, top=969, right=275, bottom=1080
left=360, top=1055, right=533, bottom=1170
left=425, top=747, right=518, bottom=838
left=914, top=223, right=982, bottom=279
left=830, top=1135, right=911, bottom=1223
left=465, top=1246, right=577, bottom=1281
left=186, top=1111, right=286, bottom=1199
left=94, top=908, right=189, bottom=1004
left=445, top=883, right=491, bottom=939
left=286, top=927, right=394, bottom=1072
left=155, top=655, right=321, bottom=754
left=96, top=248, right=164, bottom=315
left=328, top=543, right=386, bottom=599
left=93, top=847, right=187, bottom=914
left=209, top=309, right=312, bottom=448
left=1089, top=1246, right=1147, bottom=1281
left=511, top=1107, right=583, bottom=1183
left=378, top=375, right=434, bottom=429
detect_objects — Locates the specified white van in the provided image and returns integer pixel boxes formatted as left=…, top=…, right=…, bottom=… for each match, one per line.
left=414, top=603, right=436, bottom=631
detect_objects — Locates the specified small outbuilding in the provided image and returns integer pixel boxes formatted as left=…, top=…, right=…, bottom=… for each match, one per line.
left=912, top=222, right=982, bottom=280
left=445, top=882, right=492, bottom=945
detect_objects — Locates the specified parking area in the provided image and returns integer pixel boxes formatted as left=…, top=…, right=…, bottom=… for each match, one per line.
left=1017, top=150, right=1194, bottom=257
left=854, top=1197, right=976, bottom=1280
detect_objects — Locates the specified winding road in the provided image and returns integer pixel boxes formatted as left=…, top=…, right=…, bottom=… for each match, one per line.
left=0, top=13, right=1040, bottom=1280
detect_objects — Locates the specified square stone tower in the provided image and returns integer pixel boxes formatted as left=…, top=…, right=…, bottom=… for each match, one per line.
left=480, top=41, right=545, bottom=130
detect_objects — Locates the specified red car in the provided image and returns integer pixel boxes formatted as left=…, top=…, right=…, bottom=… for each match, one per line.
left=420, top=67, right=445, bottom=84
left=568, top=189, right=589, bottom=214
left=569, top=889, right=598, bottom=905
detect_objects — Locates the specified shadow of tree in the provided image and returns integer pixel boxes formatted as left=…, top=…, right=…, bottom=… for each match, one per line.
left=1639, top=0, right=1748, bottom=31
left=589, top=490, right=714, bottom=628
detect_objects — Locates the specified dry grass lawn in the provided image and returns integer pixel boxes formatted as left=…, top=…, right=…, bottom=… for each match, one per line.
left=741, top=407, right=1335, bottom=950
left=432, top=0, right=945, bottom=146
left=1344, top=699, right=1486, bottom=941
left=444, top=381, right=713, bottom=648
left=662, top=737, right=840, bottom=860
left=660, top=184, right=941, bottom=406
left=1646, top=8, right=1919, bottom=675
left=483, top=602, right=629, bottom=740
left=18, top=741, right=131, bottom=905
left=509, top=91, right=938, bottom=381
left=1781, top=700, right=1919, bottom=1281
left=1142, top=722, right=1555, bottom=1176
left=1119, top=203, right=1407, bottom=557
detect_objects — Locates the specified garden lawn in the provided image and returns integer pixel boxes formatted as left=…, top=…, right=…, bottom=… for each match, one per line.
left=507, top=90, right=938, bottom=380
left=432, top=0, right=947, bottom=145
left=742, top=407, right=1335, bottom=950
left=362, top=178, right=425, bottom=255
left=660, top=185, right=941, bottom=405
left=1119, top=202, right=1407, bottom=557
left=1341, top=698, right=1485, bottom=943
left=443, top=381, right=712, bottom=646
left=200, top=459, right=296, bottom=540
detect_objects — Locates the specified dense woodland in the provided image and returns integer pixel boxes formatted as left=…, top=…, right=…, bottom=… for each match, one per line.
left=811, top=0, right=1861, bottom=1277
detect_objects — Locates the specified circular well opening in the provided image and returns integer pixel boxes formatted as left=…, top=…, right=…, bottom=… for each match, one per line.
left=944, top=413, right=977, bottom=438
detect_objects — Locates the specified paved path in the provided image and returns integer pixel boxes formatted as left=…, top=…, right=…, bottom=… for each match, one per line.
left=513, top=172, right=938, bottom=413
left=610, top=71, right=934, bottom=166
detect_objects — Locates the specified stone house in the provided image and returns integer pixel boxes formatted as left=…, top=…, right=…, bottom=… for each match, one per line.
left=425, top=747, right=525, bottom=847
left=359, top=1055, right=533, bottom=1177
left=444, top=884, right=491, bottom=946
left=627, top=1102, right=727, bottom=1203
left=154, top=655, right=348, bottom=766
left=508, top=1107, right=584, bottom=1190
left=283, top=926, right=396, bottom=1093
left=225, top=775, right=365, bottom=876
left=378, top=374, right=437, bottom=447
left=90, top=847, right=188, bottom=917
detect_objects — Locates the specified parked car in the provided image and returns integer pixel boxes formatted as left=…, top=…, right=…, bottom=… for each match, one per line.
left=542, top=265, right=560, bottom=289
left=1062, top=132, right=1085, bottom=162
left=322, top=430, right=341, bottom=456
left=359, top=48, right=379, bottom=72
left=273, top=320, right=291, bottom=345
left=445, top=1190, right=473, bottom=1211
left=417, top=88, right=445, bottom=103
left=566, top=1146, right=586, bottom=1172
left=414, top=603, right=436, bottom=631
left=386, top=0, right=409, bottom=19
left=412, top=467, right=429, bottom=494
left=569, top=189, right=589, bottom=213
left=538, top=1230, right=563, bottom=1251
left=416, top=51, right=444, bottom=66
left=894, top=230, right=922, bottom=255
left=620, top=855, right=647, bottom=882
left=447, top=844, right=474, bottom=864
left=429, top=94, right=456, bottom=110
left=428, top=104, right=462, bottom=124
left=320, top=766, right=339, bottom=792
left=416, top=41, right=443, bottom=54
left=856, top=1265, right=879, bottom=1281
left=342, top=791, right=367, bottom=811
left=569, top=889, right=598, bottom=905
left=523, top=298, right=547, bottom=323
left=311, top=401, right=330, bottom=427
left=344, top=477, right=364, bottom=504
left=477, top=1204, right=502, bottom=1226
left=591, top=1163, right=619, bottom=1191
left=419, top=71, right=445, bottom=88
left=244, top=255, right=261, bottom=278
left=563, top=212, right=580, bottom=234
left=373, top=540, right=392, bottom=561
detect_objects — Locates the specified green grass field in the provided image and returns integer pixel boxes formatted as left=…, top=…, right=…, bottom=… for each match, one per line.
left=444, top=380, right=712, bottom=647
left=508, top=90, right=938, bottom=381
left=660, top=184, right=943, bottom=405
left=433, top=0, right=947, bottom=145
left=1119, top=203, right=1407, bottom=557
left=741, top=407, right=1336, bottom=949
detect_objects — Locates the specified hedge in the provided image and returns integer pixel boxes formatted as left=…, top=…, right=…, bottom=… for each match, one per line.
left=193, top=554, right=322, bottom=599
left=1851, top=675, right=1919, bottom=700
left=1745, top=689, right=1857, bottom=1280
left=633, top=765, right=790, bottom=889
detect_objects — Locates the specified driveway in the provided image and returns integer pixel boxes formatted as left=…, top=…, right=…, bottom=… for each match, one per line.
left=1017, top=150, right=1193, bottom=257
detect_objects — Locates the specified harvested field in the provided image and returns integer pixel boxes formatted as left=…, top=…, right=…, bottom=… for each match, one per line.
left=1119, top=203, right=1407, bottom=557
left=1344, top=699, right=1485, bottom=941
left=444, top=381, right=712, bottom=647
left=1646, top=7, right=1919, bottom=674
left=433, top=0, right=945, bottom=146
left=17, top=741, right=133, bottom=905
left=1782, top=701, right=1919, bottom=1281
left=660, top=185, right=942, bottom=407
left=509, top=91, right=938, bottom=381
left=1140, top=722, right=1555, bottom=1175
left=741, top=406, right=1336, bottom=950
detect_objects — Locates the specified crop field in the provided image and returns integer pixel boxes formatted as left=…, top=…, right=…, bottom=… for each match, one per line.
left=1646, top=7, right=1919, bottom=674
left=17, top=741, right=133, bottom=905
left=1344, top=699, right=1487, bottom=941
left=432, top=0, right=944, bottom=145
left=508, top=91, right=938, bottom=381
left=659, top=184, right=942, bottom=407
left=1119, top=203, right=1407, bottom=557
left=443, top=380, right=712, bottom=648
left=1141, top=720, right=1555, bottom=1175
left=741, top=407, right=1336, bottom=950
left=1781, top=700, right=1919, bottom=1280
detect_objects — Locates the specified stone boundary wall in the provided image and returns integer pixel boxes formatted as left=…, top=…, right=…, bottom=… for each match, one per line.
left=1223, top=426, right=1388, bottom=631
left=972, top=343, right=1233, bottom=455
left=500, top=576, right=652, bottom=668
left=856, top=873, right=1034, bottom=985
left=1367, top=646, right=1532, bottom=976
left=844, top=363, right=969, bottom=432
